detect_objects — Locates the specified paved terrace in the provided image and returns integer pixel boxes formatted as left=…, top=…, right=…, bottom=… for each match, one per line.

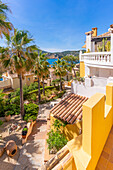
left=14, top=87, right=71, bottom=170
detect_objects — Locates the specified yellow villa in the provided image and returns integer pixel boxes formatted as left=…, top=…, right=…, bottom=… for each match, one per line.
left=45, top=24, right=113, bottom=170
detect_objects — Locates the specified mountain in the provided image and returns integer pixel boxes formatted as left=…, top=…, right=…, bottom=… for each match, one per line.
left=41, top=50, right=85, bottom=59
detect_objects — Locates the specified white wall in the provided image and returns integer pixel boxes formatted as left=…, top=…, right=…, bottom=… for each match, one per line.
left=86, top=34, right=91, bottom=51
left=85, top=65, right=90, bottom=76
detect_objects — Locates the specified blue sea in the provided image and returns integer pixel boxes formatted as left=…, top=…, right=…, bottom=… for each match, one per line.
left=47, top=58, right=79, bottom=65
left=0, top=78, right=3, bottom=81
left=47, top=58, right=58, bottom=65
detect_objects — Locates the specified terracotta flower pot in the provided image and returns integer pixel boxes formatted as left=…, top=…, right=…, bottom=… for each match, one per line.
left=5, top=140, right=17, bottom=157
left=5, top=115, right=11, bottom=122
left=0, top=144, right=5, bottom=157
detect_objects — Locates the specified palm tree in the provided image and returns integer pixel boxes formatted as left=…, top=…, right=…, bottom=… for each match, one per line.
left=0, top=29, right=37, bottom=118
left=41, top=56, right=50, bottom=96
left=33, top=51, right=44, bottom=102
left=0, top=1, right=13, bottom=38
left=52, top=59, right=67, bottom=91
left=63, top=55, right=79, bottom=77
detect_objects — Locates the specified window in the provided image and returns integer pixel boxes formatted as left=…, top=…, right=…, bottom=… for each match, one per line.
left=28, top=78, right=30, bottom=81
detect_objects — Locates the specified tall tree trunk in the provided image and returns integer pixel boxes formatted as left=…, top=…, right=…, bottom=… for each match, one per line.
left=19, top=73, right=24, bottom=118
left=60, top=76, right=62, bottom=91
left=43, top=79, right=45, bottom=96
left=38, top=78, right=41, bottom=102
left=73, top=68, right=76, bottom=78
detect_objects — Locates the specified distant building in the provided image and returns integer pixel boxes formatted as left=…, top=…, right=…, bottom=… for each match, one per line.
left=0, top=72, right=34, bottom=90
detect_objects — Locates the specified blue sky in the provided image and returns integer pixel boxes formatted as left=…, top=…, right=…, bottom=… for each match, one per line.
left=1, top=0, right=113, bottom=52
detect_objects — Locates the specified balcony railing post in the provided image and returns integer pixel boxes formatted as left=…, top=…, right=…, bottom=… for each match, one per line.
left=81, top=52, right=111, bottom=64
left=79, top=50, right=82, bottom=61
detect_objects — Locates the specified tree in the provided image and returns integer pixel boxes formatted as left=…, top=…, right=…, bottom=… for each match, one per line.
left=0, top=29, right=37, bottom=118
left=0, top=1, right=13, bottom=38
left=33, top=51, right=45, bottom=102
left=41, top=55, right=50, bottom=96
left=63, top=55, right=79, bottom=78
left=52, top=59, right=67, bottom=91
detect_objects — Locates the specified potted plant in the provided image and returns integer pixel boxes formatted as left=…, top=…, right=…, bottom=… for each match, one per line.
left=22, top=126, right=28, bottom=139
left=77, top=77, right=81, bottom=84
left=73, top=77, right=77, bottom=83
left=5, top=111, right=11, bottom=122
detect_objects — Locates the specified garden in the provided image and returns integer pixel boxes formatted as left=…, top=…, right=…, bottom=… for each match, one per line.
left=0, top=82, right=66, bottom=121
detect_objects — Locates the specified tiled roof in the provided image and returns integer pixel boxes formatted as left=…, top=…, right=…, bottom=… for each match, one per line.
left=50, top=93, right=88, bottom=124
left=94, top=32, right=110, bottom=38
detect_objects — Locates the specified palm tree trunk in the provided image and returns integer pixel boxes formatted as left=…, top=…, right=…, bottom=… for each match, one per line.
left=19, top=73, right=24, bottom=118
left=43, top=79, right=45, bottom=96
left=38, top=78, right=41, bottom=102
left=60, top=76, right=62, bottom=91
left=73, top=68, right=76, bottom=78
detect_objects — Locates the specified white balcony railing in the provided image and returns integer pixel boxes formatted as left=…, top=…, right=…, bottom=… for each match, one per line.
left=80, top=52, right=111, bottom=63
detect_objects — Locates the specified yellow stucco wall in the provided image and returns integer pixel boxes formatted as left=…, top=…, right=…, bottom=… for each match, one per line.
left=11, top=75, right=34, bottom=90
left=80, top=61, right=85, bottom=77
left=0, top=79, right=11, bottom=89
left=66, top=83, right=113, bottom=170
left=50, top=114, right=82, bottom=141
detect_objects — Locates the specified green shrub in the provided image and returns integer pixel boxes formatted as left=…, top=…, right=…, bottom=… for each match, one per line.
left=80, top=77, right=85, bottom=82
left=24, top=103, right=39, bottom=122
left=4, top=103, right=20, bottom=115
left=28, top=89, right=38, bottom=95
left=47, top=119, right=68, bottom=153
left=10, top=96, right=20, bottom=105
left=0, top=120, right=3, bottom=126
left=0, top=90, right=5, bottom=117
left=47, top=130, right=68, bottom=153
left=31, top=93, right=37, bottom=102
left=5, top=110, right=13, bottom=116
left=76, top=71, right=80, bottom=77
left=45, top=86, right=54, bottom=90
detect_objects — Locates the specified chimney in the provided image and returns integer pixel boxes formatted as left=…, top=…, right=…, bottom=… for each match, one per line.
left=92, top=27, right=98, bottom=37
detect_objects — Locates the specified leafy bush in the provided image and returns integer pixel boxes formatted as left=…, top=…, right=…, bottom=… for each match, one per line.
left=24, top=103, right=39, bottom=122
left=10, top=96, right=20, bottom=105
left=47, top=119, right=68, bottom=153
left=80, top=77, right=85, bottom=82
left=0, top=90, right=5, bottom=117
left=76, top=71, right=80, bottom=77
left=53, top=119, right=67, bottom=130
left=47, top=130, right=68, bottom=153
left=4, top=103, right=20, bottom=115
left=0, top=120, right=3, bottom=126
left=31, top=93, right=37, bottom=102
left=28, top=89, right=38, bottom=95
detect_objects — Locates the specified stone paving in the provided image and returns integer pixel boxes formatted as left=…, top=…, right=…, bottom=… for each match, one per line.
left=14, top=86, right=71, bottom=170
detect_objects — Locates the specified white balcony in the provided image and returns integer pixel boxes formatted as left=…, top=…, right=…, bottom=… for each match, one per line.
left=80, top=52, right=112, bottom=66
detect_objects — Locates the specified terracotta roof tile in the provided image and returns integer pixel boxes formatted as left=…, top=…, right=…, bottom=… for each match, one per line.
left=50, top=94, right=88, bottom=124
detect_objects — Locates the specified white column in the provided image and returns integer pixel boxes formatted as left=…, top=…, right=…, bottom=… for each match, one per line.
left=91, top=41, right=95, bottom=52
left=108, top=26, right=113, bottom=64
left=110, top=32, right=113, bottom=63
left=86, top=34, right=92, bottom=52
left=79, top=50, right=82, bottom=61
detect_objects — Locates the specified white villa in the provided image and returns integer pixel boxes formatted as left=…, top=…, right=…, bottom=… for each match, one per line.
left=72, top=24, right=113, bottom=97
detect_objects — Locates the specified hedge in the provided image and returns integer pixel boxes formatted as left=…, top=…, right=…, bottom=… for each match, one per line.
left=28, top=86, right=54, bottom=95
